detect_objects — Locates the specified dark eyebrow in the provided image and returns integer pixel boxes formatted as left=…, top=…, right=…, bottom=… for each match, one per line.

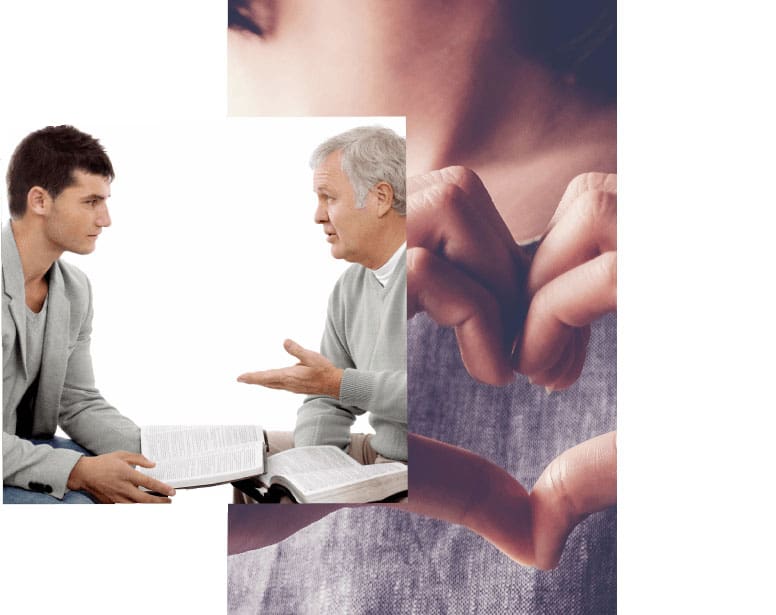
left=82, top=194, right=108, bottom=202
left=228, top=0, right=275, bottom=38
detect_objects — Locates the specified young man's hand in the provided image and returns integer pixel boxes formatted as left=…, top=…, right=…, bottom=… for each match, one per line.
left=66, top=451, right=176, bottom=503
left=237, top=339, right=344, bottom=398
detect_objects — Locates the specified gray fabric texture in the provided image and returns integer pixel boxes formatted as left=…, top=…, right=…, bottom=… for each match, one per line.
left=228, top=312, right=616, bottom=614
left=294, top=253, right=407, bottom=461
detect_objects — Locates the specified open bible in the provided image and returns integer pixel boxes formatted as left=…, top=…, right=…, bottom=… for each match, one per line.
left=139, top=424, right=267, bottom=489
left=240, top=445, right=408, bottom=503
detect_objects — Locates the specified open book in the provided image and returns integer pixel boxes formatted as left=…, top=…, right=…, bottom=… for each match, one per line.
left=248, top=445, right=407, bottom=503
left=139, top=424, right=267, bottom=489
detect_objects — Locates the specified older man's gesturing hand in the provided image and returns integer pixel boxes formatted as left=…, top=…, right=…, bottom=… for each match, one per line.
left=237, top=339, right=344, bottom=398
left=408, top=168, right=616, bottom=391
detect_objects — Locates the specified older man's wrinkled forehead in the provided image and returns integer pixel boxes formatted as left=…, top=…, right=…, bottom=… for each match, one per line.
left=312, top=150, right=347, bottom=194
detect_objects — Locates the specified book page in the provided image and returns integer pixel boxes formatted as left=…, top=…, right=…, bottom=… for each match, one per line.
left=282, top=463, right=405, bottom=497
left=142, top=424, right=264, bottom=459
left=262, top=446, right=406, bottom=500
left=140, top=424, right=265, bottom=488
left=143, top=446, right=265, bottom=485
left=264, top=446, right=359, bottom=477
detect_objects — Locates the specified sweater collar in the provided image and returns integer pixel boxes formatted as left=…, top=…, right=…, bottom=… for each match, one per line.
left=371, top=243, right=406, bottom=287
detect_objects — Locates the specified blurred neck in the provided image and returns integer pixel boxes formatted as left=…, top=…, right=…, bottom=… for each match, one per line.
left=229, top=0, right=616, bottom=239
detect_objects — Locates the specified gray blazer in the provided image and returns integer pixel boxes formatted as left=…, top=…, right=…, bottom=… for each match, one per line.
left=2, top=222, right=139, bottom=499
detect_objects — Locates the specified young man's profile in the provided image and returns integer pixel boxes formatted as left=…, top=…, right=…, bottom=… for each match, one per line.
left=2, top=125, right=175, bottom=504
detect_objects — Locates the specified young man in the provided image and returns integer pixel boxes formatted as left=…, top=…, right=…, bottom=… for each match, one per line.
left=2, top=125, right=175, bottom=503
left=237, top=126, right=407, bottom=474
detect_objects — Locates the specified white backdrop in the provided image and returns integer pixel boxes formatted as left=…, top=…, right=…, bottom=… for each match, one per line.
left=1, top=117, right=405, bottom=502
left=2, top=117, right=405, bottom=421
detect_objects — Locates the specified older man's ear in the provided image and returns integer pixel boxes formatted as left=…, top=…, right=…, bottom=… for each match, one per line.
left=374, top=181, right=395, bottom=217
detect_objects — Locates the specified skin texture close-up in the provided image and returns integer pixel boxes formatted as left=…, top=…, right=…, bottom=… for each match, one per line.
left=227, top=1, right=617, bottom=612
left=229, top=431, right=617, bottom=571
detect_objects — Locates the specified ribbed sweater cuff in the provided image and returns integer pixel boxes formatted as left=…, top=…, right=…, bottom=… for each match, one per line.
left=339, top=368, right=375, bottom=409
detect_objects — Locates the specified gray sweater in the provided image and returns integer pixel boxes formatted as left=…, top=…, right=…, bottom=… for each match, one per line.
left=294, top=253, right=407, bottom=461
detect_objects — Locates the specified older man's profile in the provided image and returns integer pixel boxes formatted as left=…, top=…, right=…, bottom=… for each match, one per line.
left=235, top=126, right=407, bottom=503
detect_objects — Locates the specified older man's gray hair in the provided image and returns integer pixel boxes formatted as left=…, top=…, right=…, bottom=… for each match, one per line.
left=310, top=126, right=406, bottom=215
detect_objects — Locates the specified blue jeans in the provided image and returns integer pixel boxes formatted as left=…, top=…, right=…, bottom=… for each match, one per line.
left=3, top=437, right=97, bottom=504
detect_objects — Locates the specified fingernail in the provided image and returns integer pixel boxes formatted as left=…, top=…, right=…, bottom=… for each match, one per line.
left=544, top=386, right=555, bottom=395
left=169, top=488, right=176, bottom=496
left=237, top=376, right=246, bottom=383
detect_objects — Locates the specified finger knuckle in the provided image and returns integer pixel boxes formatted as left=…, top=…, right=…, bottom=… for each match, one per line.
left=440, top=165, right=487, bottom=199
left=439, top=165, right=479, bottom=190
left=567, top=172, right=616, bottom=196
left=541, top=457, right=578, bottom=523
left=426, top=181, right=466, bottom=216
left=564, top=173, right=595, bottom=200
left=580, top=189, right=617, bottom=226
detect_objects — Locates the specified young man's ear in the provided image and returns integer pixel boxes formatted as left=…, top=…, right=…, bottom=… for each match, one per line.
left=26, top=186, right=51, bottom=216
left=373, top=181, right=395, bottom=217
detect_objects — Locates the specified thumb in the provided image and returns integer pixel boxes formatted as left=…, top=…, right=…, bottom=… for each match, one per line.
left=529, top=431, right=617, bottom=569
left=283, top=339, right=315, bottom=364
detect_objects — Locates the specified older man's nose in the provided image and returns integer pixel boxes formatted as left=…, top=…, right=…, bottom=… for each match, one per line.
left=314, top=202, right=329, bottom=224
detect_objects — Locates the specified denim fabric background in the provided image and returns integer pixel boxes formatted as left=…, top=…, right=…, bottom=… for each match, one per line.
left=228, top=313, right=617, bottom=614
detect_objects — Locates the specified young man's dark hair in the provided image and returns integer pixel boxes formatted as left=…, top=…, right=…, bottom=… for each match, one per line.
left=6, top=125, right=114, bottom=219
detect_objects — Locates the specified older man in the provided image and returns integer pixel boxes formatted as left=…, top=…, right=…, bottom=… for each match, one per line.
left=237, top=126, right=407, bottom=475
left=2, top=125, right=175, bottom=504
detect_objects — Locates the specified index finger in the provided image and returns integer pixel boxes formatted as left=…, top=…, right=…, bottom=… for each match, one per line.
left=401, top=434, right=534, bottom=565
left=408, top=167, right=528, bottom=335
left=237, top=368, right=293, bottom=387
left=409, top=168, right=518, bottom=250
left=227, top=434, right=536, bottom=565
left=130, top=469, right=177, bottom=498
left=408, top=246, right=514, bottom=385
